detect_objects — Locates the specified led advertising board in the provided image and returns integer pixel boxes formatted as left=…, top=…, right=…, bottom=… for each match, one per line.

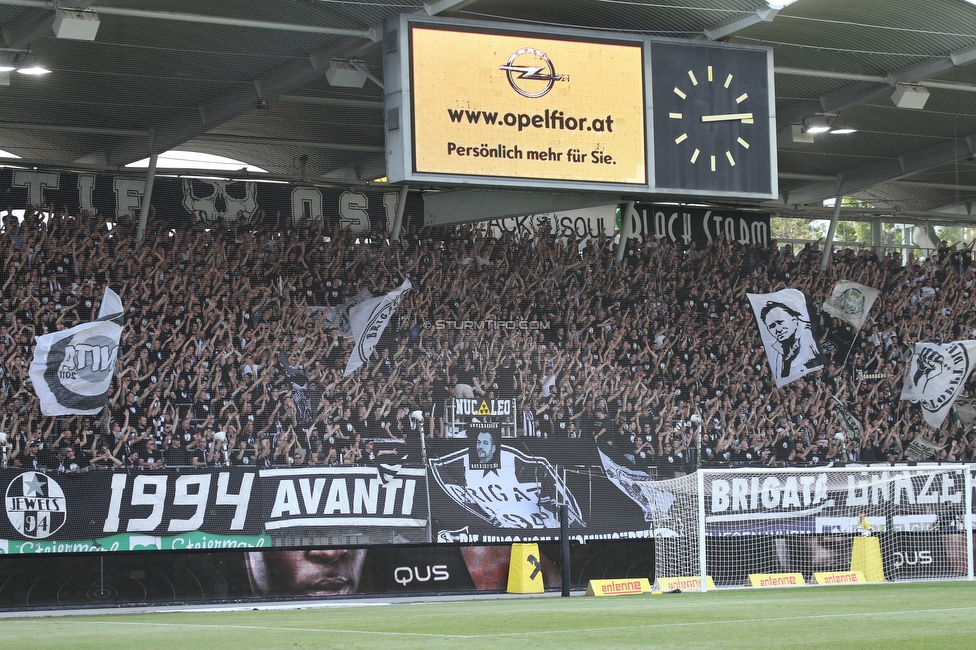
left=383, top=15, right=776, bottom=200
left=410, top=26, right=646, bottom=185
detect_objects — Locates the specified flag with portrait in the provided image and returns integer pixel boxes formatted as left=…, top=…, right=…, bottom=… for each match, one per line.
left=901, top=341, right=976, bottom=428
left=29, top=287, right=124, bottom=416
left=823, top=280, right=879, bottom=330
left=747, top=288, right=823, bottom=388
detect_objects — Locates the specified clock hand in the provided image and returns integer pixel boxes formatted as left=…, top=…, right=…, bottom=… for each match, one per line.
left=701, top=112, right=753, bottom=123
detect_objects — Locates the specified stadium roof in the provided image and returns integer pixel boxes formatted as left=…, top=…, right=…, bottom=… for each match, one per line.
left=3, top=0, right=976, bottom=223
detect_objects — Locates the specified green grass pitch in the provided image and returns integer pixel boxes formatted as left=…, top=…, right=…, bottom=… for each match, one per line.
left=3, top=582, right=975, bottom=649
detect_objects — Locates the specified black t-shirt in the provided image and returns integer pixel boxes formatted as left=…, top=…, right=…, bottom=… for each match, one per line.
left=165, top=446, right=188, bottom=467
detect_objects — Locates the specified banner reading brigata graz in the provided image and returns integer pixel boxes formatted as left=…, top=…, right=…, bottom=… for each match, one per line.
left=0, top=168, right=423, bottom=233
left=701, top=468, right=968, bottom=536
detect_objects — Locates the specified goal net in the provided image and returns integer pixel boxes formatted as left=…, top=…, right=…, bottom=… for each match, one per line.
left=643, top=465, right=975, bottom=590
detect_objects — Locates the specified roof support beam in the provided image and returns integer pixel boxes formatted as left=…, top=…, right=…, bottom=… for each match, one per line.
left=705, top=4, right=780, bottom=41
left=80, top=38, right=376, bottom=167
left=424, top=190, right=619, bottom=227
left=776, top=41, right=976, bottom=127
left=0, top=121, right=148, bottom=137
left=783, top=134, right=976, bottom=206
left=424, top=0, right=480, bottom=16
left=193, top=134, right=383, bottom=153
left=0, top=1, right=376, bottom=39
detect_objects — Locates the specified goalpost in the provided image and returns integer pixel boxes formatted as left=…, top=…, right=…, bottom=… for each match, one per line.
left=643, top=464, right=975, bottom=591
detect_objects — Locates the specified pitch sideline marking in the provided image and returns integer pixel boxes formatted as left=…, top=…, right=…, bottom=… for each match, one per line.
left=75, top=606, right=976, bottom=640
left=82, top=621, right=477, bottom=639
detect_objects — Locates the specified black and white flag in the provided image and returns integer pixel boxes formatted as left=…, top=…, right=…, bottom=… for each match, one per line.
left=277, top=350, right=319, bottom=428
left=904, top=435, right=944, bottom=462
left=598, top=449, right=676, bottom=528
left=29, top=287, right=124, bottom=416
left=953, top=397, right=976, bottom=426
left=343, top=280, right=412, bottom=376
left=830, top=395, right=862, bottom=444
left=747, top=288, right=823, bottom=388
left=901, top=341, right=976, bottom=428
left=823, top=280, right=879, bottom=330
left=323, top=288, right=373, bottom=337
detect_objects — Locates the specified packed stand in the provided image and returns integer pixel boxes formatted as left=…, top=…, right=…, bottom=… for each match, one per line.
left=0, top=205, right=974, bottom=476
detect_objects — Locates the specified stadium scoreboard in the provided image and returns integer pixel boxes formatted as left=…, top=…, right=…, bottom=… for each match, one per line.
left=383, top=15, right=777, bottom=200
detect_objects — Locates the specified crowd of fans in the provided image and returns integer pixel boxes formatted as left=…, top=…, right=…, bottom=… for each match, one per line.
left=0, top=203, right=975, bottom=477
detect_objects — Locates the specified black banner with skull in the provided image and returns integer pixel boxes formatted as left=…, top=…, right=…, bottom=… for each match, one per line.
left=0, top=168, right=424, bottom=234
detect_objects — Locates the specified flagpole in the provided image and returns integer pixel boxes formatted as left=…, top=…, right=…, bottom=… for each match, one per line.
left=841, top=336, right=858, bottom=369
left=419, top=423, right=433, bottom=544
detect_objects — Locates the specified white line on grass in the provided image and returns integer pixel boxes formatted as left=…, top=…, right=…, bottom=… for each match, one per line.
left=79, top=605, right=976, bottom=640
left=84, top=621, right=478, bottom=639
left=465, top=606, right=976, bottom=639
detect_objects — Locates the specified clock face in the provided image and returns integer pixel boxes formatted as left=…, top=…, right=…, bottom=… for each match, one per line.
left=652, top=42, right=773, bottom=197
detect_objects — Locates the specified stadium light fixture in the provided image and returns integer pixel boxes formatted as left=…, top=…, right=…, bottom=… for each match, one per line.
left=8, top=52, right=51, bottom=75
left=802, top=115, right=832, bottom=134
left=326, top=59, right=384, bottom=90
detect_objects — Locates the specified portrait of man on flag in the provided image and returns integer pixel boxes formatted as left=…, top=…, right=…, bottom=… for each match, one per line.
left=748, top=288, right=823, bottom=388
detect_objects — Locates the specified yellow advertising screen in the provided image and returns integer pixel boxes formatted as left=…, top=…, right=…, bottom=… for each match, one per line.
left=410, top=26, right=646, bottom=184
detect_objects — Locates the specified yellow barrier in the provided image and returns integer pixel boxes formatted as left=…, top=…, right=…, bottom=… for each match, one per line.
left=746, top=573, right=805, bottom=588
left=655, top=576, right=716, bottom=591
left=813, top=571, right=867, bottom=585
left=585, top=578, right=652, bottom=596
left=506, top=543, right=545, bottom=594
left=850, top=536, right=885, bottom=582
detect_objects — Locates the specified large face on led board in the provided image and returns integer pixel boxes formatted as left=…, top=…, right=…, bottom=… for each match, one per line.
left=410, top=25, right=647, bottom=185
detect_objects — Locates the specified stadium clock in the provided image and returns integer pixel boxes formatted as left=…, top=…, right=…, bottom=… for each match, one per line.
left=651, top=41, right=774, bottom=197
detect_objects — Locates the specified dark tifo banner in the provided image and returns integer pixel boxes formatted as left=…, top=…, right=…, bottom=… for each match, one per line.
left=0, top=466, right=428, bottom=554
left=425, top=437, right=656, bottom=544
left=627, top=203, right=769, bottom=249
left=0, top=540, right=655, bottom=608
left=0, top=439, right=660, bottom=554
left=0, top=168, right=424, bottom=234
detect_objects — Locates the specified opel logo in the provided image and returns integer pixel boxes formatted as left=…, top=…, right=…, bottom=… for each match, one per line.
left=499, top=48, right=568, bottom=98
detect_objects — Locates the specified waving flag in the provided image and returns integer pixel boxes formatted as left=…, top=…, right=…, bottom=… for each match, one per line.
left=901, top=341, right=976, bottom=428
left=344, top=280, right=412, bottom=376
left=325, top=288, right=373, bottom=336
left=747, top=288, right=823, bottom=388
left=823, top=280, right=879, bottom=330
left=30, top=287, right=124, bottom=416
